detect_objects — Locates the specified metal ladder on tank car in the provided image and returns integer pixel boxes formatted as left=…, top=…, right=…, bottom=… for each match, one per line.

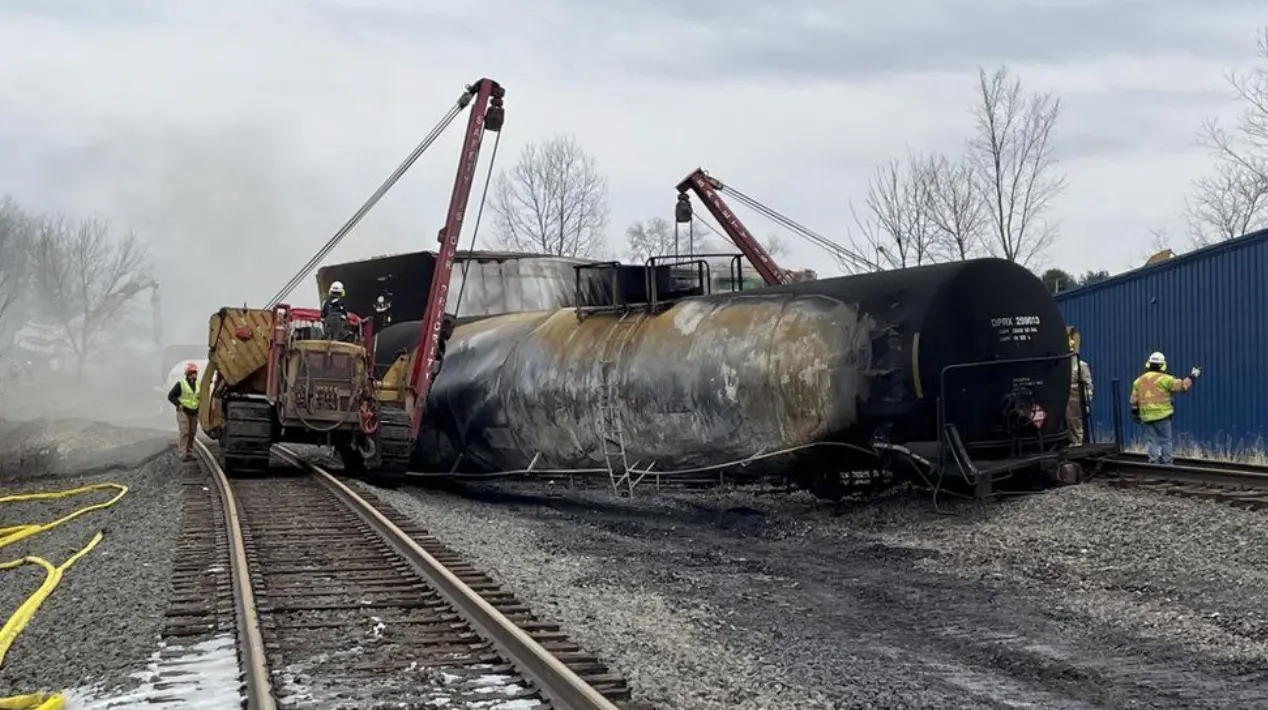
left=598, top=310, right=642, bottom=496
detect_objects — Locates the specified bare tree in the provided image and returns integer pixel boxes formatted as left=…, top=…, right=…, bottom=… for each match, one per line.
left=1189, top=28, right=1268, bottom=242
left=967, top=65, right=1067, bottom=267
left=624, top=216, right=721, bottom=262
left=926, top=153, right=987, bottom=259
left=1201, top=28, right=1268, bottom=183
left=0, top=198, right=34, bottom=334
left=30, top=216, right=151, bottom=380
left=851, top=152, right=938, bottom=270
left=1184, top=160, right=1268, bottom=245
left=761, top=233, right=788, bottom=258
left=489, top=134, right=610, bottom=258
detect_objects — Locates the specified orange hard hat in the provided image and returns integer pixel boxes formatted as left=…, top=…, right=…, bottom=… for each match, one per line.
left=184, top=362, right=199, bottom=375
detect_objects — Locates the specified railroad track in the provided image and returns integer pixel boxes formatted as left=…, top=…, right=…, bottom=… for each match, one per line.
left=178, top=439, right=633, bottom=710
left=1097, top=452, right=1268, bottom=509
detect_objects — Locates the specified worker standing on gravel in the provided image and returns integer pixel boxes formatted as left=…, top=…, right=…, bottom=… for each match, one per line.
left=1065, top=327, right=1094, bottom=445
left=167, top=361, right=200, bottom=462
left=1129, top=352, right=1200, bottom=465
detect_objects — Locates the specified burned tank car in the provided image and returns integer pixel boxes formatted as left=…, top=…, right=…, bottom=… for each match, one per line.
left=376, top=257, right=1072, bottom=484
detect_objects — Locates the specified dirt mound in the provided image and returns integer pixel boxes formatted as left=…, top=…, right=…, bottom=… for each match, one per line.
left=0, top=417, right=172, bottom=483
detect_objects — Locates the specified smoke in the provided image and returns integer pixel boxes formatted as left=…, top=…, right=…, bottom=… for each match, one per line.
left=0, top=120, right=363, bottom=425
left=40, top=120, right=354, bottom=341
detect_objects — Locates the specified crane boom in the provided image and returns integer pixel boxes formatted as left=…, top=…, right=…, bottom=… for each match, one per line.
left=676, top=168, right=790, bottom=286
left=406, top=78, right=505, bottom=437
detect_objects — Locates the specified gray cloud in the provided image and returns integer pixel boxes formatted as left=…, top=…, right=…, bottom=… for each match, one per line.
left=0, top=0, right=1257, bottom=288
left=559, top=0, right=1261, bottom=83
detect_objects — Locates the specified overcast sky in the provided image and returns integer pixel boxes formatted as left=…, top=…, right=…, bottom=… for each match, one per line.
left=0, top=1, right=1262, bottom=342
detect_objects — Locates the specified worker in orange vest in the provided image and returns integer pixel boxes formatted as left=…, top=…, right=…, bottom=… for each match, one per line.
left=167, top=361, right=201, bottom=461
left=1129, top=351, right=1200, bottom=465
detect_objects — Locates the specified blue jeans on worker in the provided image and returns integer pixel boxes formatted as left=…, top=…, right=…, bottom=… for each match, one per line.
left=1143, top=418, right=1173, bottom=465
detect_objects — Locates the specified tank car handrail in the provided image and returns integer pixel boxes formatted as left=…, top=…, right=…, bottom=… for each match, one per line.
left=934, top=351, right=1077, bottom=484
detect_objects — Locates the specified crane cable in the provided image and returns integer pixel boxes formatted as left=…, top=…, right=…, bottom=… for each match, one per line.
left=452, top=129, right=503, bottom=317
left=265, top=94, right=471, bottom=309
left=719, top=184, right=879, bottom=272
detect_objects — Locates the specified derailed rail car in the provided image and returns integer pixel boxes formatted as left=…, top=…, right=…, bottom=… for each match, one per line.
left=376, top=258, right=1076, bottom=498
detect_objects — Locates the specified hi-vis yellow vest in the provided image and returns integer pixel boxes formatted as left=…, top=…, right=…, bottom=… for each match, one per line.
left=1131, top=371, right=1177, bottom=423
left=178, top=378, right=199, bottom=411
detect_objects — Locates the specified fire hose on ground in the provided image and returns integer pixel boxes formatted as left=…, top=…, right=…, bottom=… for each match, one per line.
left=0, top=482, right=128, bottom=710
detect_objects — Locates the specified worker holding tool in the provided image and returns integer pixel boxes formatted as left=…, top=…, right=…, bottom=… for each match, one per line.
left=1065, top=327, right=1094, bottom=445
left=167, top=361, right=201, bottom=461
left=1129, top=351, right=1200, bottom=465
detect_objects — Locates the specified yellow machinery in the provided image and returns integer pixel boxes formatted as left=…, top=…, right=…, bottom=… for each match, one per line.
left=197, top=304, right=411, bottom=477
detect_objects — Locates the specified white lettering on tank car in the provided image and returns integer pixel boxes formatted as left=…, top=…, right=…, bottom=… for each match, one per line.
left=992, top=314, right=1042, bottom=343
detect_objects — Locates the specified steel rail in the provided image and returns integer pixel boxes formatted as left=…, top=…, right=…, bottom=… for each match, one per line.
left=193, top=439, right=276, bottom=710
left=1100, top=454, right=1268, bottom=491
left=274, top=445, right=621, bottom=710
left=1104, top=451, right=1268, bottom=474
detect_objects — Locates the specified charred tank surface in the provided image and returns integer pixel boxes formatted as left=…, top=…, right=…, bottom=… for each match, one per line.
left=380, top=258, right=1073, bottom=488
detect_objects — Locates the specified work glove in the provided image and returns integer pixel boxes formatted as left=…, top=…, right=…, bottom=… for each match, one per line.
left=1190, top=367, right=1201, bottom=379
left=1130, top=406, right=1140, bottom=422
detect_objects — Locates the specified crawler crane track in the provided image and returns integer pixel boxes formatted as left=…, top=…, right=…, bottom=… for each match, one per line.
left=189, top=438, right=631, bottom=709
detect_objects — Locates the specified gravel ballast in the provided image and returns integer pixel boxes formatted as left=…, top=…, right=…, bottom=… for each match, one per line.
left=875, top=482, right=1268, bottom=662
left=0, top=420, right=185, bottom=699
left=360, top=477, right=1268, bottom=710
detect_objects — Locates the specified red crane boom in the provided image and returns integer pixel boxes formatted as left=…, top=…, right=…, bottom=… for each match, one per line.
left=406, top=78, right=505, bottom=437
left=675, top=168, right=790, bottom=287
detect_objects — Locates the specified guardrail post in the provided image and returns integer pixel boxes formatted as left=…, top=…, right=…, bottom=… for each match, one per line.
left=1110, top=378, right=1124, bottom=454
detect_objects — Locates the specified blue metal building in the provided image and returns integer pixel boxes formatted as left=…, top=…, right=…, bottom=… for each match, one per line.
left=1055, top=228, right=1268, bottom=454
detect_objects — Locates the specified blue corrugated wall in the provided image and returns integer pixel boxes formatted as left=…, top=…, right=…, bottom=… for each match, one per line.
left=1055, top=229, right=1268, bottom=454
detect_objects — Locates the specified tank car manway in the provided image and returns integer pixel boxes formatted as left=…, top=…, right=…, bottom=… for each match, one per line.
left=210, top=443, right=630, bottom=709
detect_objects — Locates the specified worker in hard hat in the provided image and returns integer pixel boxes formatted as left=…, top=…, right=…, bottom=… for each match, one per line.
left=1129, top=352, right=1201, bottom=465
left=1065, top=327, right=1094, bottom=445
left=321, top=281, right=348, bottom=319
left=166, top=361, right=201, bottom=462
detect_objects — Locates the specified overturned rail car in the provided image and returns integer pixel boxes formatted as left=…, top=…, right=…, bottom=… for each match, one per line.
left=373, top=258, right=1078, bottom=497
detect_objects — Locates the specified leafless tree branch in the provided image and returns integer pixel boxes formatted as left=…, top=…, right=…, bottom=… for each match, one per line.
left=925, top=153, right=987, bottom=260
left=0, top=198, right=34, bottom=334
left=967, top=65, right=1067, bottom=267
left=1184, top=160, right=1268, bottom=245
left=29, top=215, right=151, bottom=380
left=1189, top=28, right=1268, bottom=242
left=624, top=216, right=723, bottom=263
left=850, top=152, right=938, bottom=270
left=488, top=134, right=611, bottom=258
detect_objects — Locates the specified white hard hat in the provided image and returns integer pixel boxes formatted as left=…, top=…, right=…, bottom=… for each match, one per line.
left=330, top=280, right=345, bottom=294
left=1148, top=351, right=1166, bottom=365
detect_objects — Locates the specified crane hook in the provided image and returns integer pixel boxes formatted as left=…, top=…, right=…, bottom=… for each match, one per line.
left=674, top=193, right=693, bottom=224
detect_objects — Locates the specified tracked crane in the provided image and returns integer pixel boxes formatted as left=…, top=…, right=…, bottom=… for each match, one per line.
left=674, top=168, right=876, bottom=282
left=198, top=78, right=505, bottom=479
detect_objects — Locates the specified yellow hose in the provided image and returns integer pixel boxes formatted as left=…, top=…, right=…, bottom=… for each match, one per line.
left=0, top=483, right=128, bottom=710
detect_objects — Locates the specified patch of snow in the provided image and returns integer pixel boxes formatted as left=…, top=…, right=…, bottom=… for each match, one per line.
left=61, top=634, right=241, bottom=709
